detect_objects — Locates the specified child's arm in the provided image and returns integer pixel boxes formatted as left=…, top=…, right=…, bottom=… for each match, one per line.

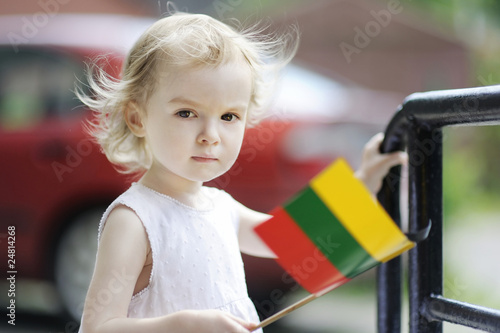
left=237, top=133, right=405, bottom=259
left=80, top=206, right=255, bottom=333
left=236, top=202, right=276, bottom=259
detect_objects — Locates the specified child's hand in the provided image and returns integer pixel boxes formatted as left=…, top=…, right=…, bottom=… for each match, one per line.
left=190, top=309, right=257, bottom=332
left=354, top=133, right=407, bottom=194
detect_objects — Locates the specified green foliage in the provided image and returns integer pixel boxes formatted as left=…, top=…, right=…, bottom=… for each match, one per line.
left=443, top=126, right=500, bottom=221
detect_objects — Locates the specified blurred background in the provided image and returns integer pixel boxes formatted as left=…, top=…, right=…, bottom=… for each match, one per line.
left=0, top=0, right=499, bottom=332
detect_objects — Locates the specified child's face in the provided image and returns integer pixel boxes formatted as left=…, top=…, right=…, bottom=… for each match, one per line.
left=141, top=61, right=252, bottom=184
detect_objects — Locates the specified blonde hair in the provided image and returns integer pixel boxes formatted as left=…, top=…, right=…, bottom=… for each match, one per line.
left=77, top=12, right=299, bottom=174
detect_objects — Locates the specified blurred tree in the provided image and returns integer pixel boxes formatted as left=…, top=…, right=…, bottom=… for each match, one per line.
left=390, top=0, right=500, bottom=219
left=407, top=0, right=500, bottom=85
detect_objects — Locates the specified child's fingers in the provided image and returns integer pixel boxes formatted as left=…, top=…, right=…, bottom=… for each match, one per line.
left=356, top=135, right=407, bottom=193
left=364, top=132, right=384, bottom=154
left=365, top=133, right=406, bottom=165
left=225, top=313, right=256, bottom=332
left=195, top=310, right=256, bottom=332
left=380, top=151, right=407, bottom=169
left=370, top=132, right=385, bottom=146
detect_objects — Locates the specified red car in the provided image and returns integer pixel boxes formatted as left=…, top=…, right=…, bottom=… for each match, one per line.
left=0, top=14, right=400, bottom=320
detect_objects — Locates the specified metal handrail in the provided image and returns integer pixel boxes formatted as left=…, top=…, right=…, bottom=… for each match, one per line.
left=376, top=85, right=500, bottom=333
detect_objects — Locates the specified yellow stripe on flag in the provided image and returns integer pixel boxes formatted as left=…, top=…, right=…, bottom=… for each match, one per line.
left=310, top=159, right=414, bottom=262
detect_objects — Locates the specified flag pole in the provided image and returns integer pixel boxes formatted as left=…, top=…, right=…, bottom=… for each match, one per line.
left=252, top=293, right=317, bottom=331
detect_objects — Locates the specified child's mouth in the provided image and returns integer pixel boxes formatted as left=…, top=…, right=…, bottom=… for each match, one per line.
left=192, top=156, right=218, bottom=163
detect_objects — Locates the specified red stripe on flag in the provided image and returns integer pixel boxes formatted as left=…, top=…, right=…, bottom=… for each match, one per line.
left=255, top=207, right=350, bottom=295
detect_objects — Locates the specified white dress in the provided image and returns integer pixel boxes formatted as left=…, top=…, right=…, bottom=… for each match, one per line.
left=97, top=183, right=263, bottom=331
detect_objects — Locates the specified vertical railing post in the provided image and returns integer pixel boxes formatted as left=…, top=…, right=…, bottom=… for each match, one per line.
left=407, top=126, right=443, bottom=333
left=377, top=166, right=403, bottom=333
left=377, top=85, right=500, bottom=333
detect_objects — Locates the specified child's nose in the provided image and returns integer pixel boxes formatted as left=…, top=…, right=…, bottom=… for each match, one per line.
left=197, top=120, right=220, bottom=145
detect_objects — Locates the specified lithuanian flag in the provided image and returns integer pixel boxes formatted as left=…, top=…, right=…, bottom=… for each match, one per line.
left=254, top=158, right=414, bottom=295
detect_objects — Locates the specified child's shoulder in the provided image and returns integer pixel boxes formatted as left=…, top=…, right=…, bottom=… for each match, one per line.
left=102, top=183, right=152, bottom=212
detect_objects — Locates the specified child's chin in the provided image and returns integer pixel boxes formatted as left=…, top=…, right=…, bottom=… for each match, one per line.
left=189, top=172, right=226, bottom=184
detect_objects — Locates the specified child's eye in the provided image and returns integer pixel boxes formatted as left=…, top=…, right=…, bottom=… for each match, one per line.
left=176, top=110, right=195, bottom=118
left=221, top=113, right=239, bottom=122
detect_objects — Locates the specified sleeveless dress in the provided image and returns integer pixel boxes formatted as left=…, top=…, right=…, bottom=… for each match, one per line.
left=96, top=183, right=263, bottom=331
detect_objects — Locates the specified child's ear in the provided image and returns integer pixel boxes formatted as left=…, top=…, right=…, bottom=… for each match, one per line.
left=125, top=102, right=146, bottom=137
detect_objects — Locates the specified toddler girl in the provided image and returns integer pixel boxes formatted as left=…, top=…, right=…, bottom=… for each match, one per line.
left=77, top=12, right=405, bottom=333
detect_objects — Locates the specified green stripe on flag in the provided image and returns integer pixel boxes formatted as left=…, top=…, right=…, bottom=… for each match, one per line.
left=284, top=187, right=379, bottom=278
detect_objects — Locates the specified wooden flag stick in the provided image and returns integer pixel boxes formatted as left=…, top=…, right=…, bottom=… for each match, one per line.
left=251, top=293, right=317, bottom=331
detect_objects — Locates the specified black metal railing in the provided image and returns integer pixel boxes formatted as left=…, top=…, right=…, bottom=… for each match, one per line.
left=376, top=85, right=500, bottom=333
